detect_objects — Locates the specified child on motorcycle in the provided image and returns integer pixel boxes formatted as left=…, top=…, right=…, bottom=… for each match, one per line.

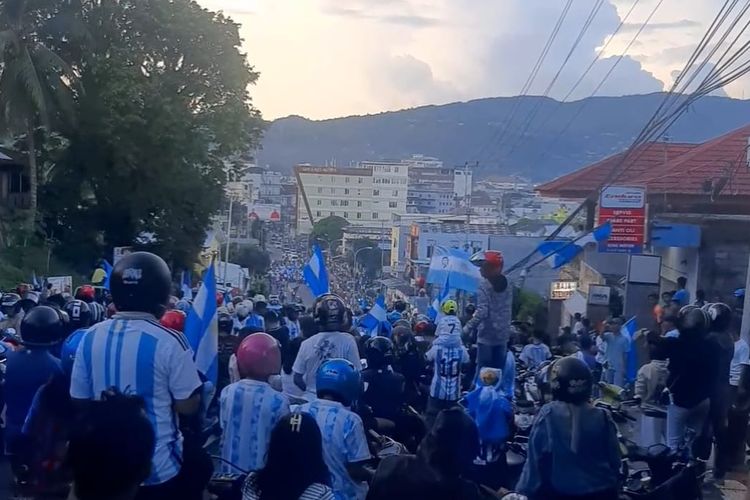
left=516, top=357, right=621, bottom=500
left=219, top=333, right=290, bottom=473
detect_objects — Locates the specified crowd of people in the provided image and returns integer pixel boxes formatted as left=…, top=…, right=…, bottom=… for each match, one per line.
left=0, top=245, right=750, bottom=500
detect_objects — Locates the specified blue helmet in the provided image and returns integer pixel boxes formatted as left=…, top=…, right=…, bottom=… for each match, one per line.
left=315, top=358, right=361, bottom=406
left=61, top=329, right=87, bottom=374
left=387, top=311, right=402, bottom=324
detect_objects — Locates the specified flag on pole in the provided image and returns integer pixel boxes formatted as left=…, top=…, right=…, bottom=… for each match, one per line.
left=303, top=244, right=330, bottom=297
left=536, top=222, right=613, bottom=269
left=101, top=260, right=114, bottom=290
left=428, top=285, right=451, bottom=321
left=184, top=262, right=219, bottom=384
left=621, top=316, right=638, bottom=383
left=359, top=294, right=388, bottom=335
left=426, top=247, right=480, bottom=293
left=181, top=271, right=193, bottom=301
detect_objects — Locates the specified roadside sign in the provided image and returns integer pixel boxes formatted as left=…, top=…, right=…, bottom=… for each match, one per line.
left=598, top=186, right=646, bottom=254
left=550, top=281, right=577, bottom=300
left=113, top=246, right=134, bottom=264
left=47, top=276, right=73, bottom=294
left=588, top=284, right=611, bottom=306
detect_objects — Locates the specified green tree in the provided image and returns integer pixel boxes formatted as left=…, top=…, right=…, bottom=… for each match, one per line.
left=348, top=238, right=382, bottom=278
left=40, top=0, right=263, bottom=270
left=227, top=243, right=270, bottom=275
left=310, top=215, right=348, bottom=248
left=513, top=287, right=547, bottom=330
left=0, top=0, right=80, bottom=224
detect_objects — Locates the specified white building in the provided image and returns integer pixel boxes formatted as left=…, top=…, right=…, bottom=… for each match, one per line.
left=295, top=165, right=375, bottom=233
left=360, top=160, right=409, bottom=220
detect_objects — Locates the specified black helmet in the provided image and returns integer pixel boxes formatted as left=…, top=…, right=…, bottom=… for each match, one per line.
left=218, top=313, right=233, bottom=335
left=1, top=292, right=21, bottom=311
left=703, top=302, right=733, bottom=333
left=110, top=252, right=172, bottom=314
left=18, top=305, right=67, bottom=347
left=313, top=294, right=350, bottom=332
left=64, top=300, right=92, bottom=329
left=549, top=356, right=593, bottom=404
left=365, top=336, right=394, bottom=370
left=677, top=305, right=710, bottom=338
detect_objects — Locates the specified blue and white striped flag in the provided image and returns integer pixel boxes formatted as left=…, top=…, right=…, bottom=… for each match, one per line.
left=426, top=247, right=480, bottom=293
left=303, top=244, right=330, bottom=297
left=428, top=285, right=451, bottom=321
left=181, top=271, right=193, bottom=301
left=101, top=260, right=114, bottom=290
left=537, top=222, right=613, bottom=269
left=621, top=316, right=638, bottom=383
left=359, top=294, right=388, bottom=335
left=184, top=262, right=219, bottom=384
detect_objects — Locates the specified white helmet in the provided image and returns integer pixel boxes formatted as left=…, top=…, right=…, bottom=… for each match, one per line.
left=236, top=300, right=253, bottom=318
left=253, top=294, right=267, bottom=304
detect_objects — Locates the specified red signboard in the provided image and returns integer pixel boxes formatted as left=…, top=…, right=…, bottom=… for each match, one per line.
left=598, top=187, right=646, bottom=254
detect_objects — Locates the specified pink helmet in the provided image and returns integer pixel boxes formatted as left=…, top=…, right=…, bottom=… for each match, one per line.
left=236, top=333, right=281, bottom=380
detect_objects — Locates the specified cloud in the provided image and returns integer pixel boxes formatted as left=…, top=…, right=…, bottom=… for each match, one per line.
left=621, top=19, right=701, bottom=33
left=322, top=3, right=439, bottom=27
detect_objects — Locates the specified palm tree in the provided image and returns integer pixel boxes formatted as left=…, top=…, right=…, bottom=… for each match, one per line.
left=0, top=0, right=79, bottom=224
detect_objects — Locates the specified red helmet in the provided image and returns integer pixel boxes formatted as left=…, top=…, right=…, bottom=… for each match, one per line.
left=469, top=250, right=504, bottom=272
left=76, top=285, right=96, bottom=303
left=236, top=333, right=281, bottom=380
left=160, top=310, right=186, bottom=332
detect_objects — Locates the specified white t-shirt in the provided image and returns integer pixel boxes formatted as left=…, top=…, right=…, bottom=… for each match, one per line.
left=292, top=331, right=362, bottom=393
left=435, top=315, right=462, bottom=339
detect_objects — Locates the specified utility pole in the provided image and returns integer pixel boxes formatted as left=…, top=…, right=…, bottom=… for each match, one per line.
left=223, top=195, right=234, bottom=287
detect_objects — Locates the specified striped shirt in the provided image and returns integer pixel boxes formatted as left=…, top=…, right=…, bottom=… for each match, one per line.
left=242, top=473, right=335, bottom=500
left=70, top=312, right=202, bottom=485
left=425, top=339, right=469, bottom=401
left=300, top=400, right=371, bottom=500
left=244, top=314, right=265, bottom=330
left=219, top=379, right=290, bottom=473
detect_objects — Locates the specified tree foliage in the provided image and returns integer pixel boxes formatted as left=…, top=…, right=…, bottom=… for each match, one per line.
left=31, top=0, right=263, bottom=270
left=310, top=216, right=348, bottom=247
left=348, top=238, right=382, bottom=278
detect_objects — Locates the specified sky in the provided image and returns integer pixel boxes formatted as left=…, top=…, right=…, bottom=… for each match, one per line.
left=198, top=0, right=748, bottom=120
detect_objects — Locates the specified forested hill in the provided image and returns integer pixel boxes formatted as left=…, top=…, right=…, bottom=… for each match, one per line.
left=257, top=93, right=750, bottom=181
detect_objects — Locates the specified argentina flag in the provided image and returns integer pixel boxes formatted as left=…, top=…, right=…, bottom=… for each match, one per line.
left=181, top=270, right=193, bottom=301
left=303, top=244, right=330, bottom=297
left=537, top=222, right=613, bottom=269
left=359, top=294, right=388, bottom=335
left=184, top=262, right=218, bottom=384
left=426, top=247, right=480, bottom=293
left=428, top=285, right=451, bottom=321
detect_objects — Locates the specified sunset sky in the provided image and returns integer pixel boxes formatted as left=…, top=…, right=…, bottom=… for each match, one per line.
left=197, top=0, right=745, bottom=120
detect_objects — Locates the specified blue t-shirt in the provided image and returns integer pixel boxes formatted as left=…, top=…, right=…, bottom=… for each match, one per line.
left=5, top=348, right=62, bottom=441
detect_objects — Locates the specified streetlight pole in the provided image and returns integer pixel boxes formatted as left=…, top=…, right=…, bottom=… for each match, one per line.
left=223, top=195, right=234, bottom=287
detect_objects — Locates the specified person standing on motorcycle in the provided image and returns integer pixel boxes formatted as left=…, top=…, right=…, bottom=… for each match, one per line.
left=516, top=357, right=621, bottom=500
left=435, top=299, right=462, bottom=341
left=425, top=315, right=470, bottom=430
left=464, top=251, right=512, bottom=381
left=300, top=359, right=372, bottom=500
left=292, top=294, right=361, bottom=397
left=220, top=333, right=290, bottom=473
left=4, top=306, right=66, bottom=474
left=70, top=252, right=205, bottom=500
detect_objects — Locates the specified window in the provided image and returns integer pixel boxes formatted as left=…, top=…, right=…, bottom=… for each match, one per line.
left=393, top=190, right=399, bottom=196
left=389, top=201, right=397, bottom=208
left=395, top=167, right=400, bottom=173
left=316, top=200, right=322, bottom=206
left=345, top=177, right=350, bottom=183
left=358, top=178, right=363, bottom=184
left=342, top=200, right=349, bottom=206
left=344, top=212, right=349, bottom=218
left=316, top=211, right=321, bottom=217
left=357, top=201, right=363, bottom=207
left=373, top=212, right=378, bottom=219
left=317, top=187, right=322, bottom=193
left=344, top=188, right=350, bottom=195
left=373, top=189, right=380, bottom=196
left=330, top=211, right=334, bottom=216
left=330, top=187, right=335, bottom=193
left=331, top=199, right=339, bottom=206
left=357, top=213, right=362, bottom=219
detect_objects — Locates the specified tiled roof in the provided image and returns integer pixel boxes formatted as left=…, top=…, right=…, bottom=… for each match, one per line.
left=536, top=142, right=697, bottom=198
left=537, top=123, right=750, bottom=198
left=640, top=124, right=750, bottom=196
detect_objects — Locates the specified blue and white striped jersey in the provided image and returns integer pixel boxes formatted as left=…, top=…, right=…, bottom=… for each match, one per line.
left=244, top=314, right=265, bottom=330
left=219, top=379, right=290, bottom=473
left=70, top=312, right=202, bottom=485
left=300, top=399, right=371, bottom=500
left=425, top=338, right=469, bottom=401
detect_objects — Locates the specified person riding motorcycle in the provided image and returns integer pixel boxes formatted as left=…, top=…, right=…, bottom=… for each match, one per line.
left=0, top=292, right=23, bottom=333
left=63, top=300, right=92, bottom=337
left=516, top=357, right=621, bottom=500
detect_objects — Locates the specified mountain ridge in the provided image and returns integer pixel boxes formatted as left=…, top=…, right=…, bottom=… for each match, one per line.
left=257, top=93, right=750, bottom=181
